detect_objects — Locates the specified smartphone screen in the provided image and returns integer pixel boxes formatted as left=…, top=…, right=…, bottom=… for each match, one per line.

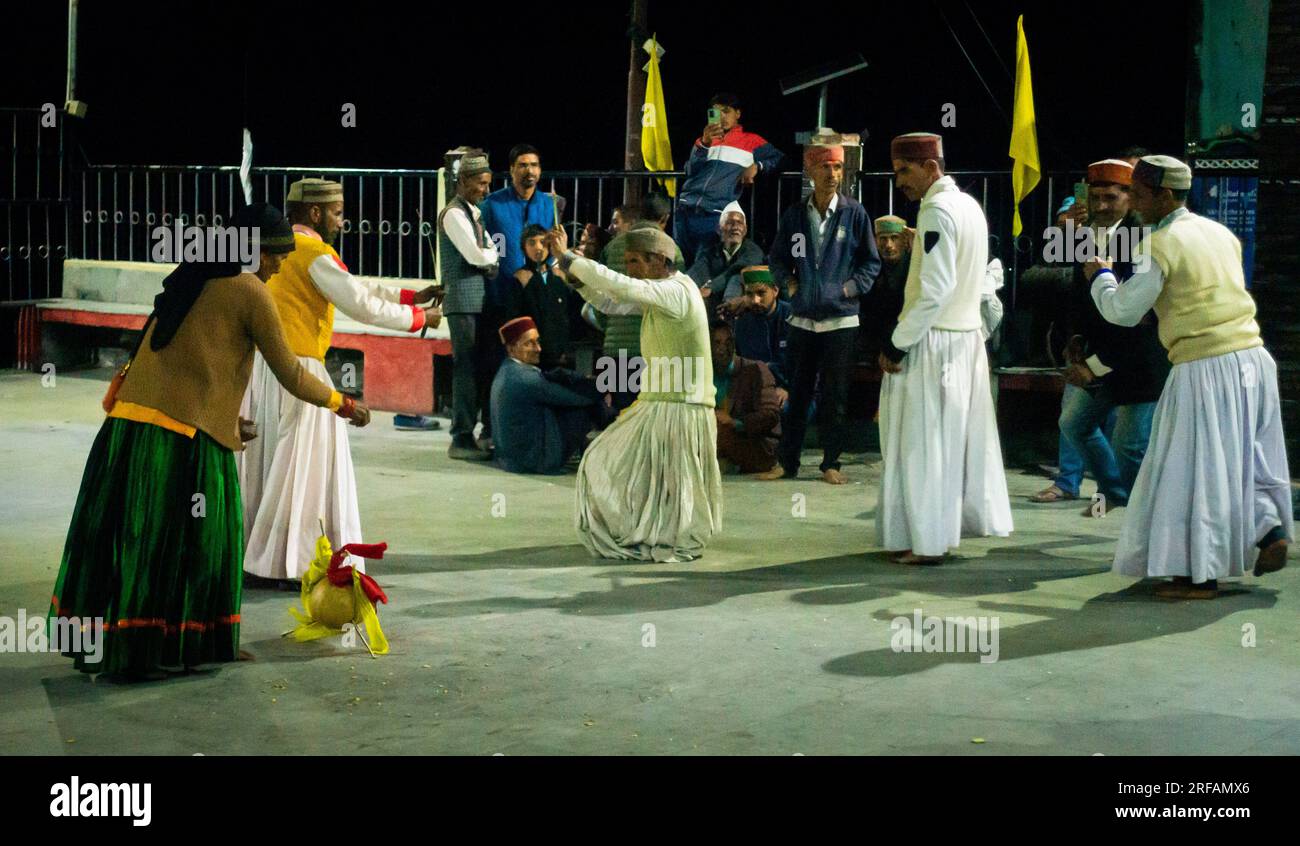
left=708, top=107, right=722, bottom=125
left=1073, top=181, right=1088, bottom=205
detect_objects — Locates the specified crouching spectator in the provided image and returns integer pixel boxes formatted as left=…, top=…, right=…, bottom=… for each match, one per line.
left=719, top=265, right=791, bottom=392
left=490, top=317, right=606, bottom=475
left=506, top=224, right=580, bottom=370
left=710, top=321, right=782, bottom=474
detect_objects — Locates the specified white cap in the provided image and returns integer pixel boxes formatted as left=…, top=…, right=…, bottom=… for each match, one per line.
left=720, top=201, right=746, bottom=220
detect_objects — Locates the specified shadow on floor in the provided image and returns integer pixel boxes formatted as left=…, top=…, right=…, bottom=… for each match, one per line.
left=400, top=532, right=1117, bottom=620
left=821, top=579, right=1279, bottom=677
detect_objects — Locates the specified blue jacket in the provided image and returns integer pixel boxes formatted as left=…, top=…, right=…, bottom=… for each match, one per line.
left=481, top=186, right=556, bottom=307
left=734, top=300, right=792, bottom=388
left=490, top=358, right=594, bottom=475
left=769, top=195, right=881, bottom=322
left=678, top=125, right=784, bottom=214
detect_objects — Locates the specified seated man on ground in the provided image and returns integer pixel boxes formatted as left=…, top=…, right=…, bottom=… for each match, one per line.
left=489, top=317, right=604, bottom=475
left=711, top=321, right=782, bottom=474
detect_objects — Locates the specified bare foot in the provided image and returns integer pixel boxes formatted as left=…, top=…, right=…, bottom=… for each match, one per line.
left=1255, top=539, right=1289, bottom=576
left=822, top=468, right=848, bottom=485
left=753, top=467, right=788, bottom=481
left=897, top=553, right=945, bottom=566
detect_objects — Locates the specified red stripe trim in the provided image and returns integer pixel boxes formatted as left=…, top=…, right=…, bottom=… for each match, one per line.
left=407, top=305, right=423, bottom=332
left=399, top=288, right=415, bottom=306
left=49, top=605, right=240, bottom=634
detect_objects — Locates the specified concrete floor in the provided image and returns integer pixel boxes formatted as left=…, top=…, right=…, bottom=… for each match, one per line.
left=1, top=368, right=1296, bottom=755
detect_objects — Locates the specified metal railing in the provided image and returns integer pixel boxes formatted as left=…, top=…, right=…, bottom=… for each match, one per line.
left=65, top=162, right=1081, bottom=298
left=1, top=108, right=69, bottom=302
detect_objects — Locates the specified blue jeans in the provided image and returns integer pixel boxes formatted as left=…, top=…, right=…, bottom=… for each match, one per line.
left=1058, top=382, right=1155, bottom=505
left=673, top=205, right=720, bottom=267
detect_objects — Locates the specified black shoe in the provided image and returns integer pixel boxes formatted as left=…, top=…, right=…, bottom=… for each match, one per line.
left=448, top=442, right=492, bottom=461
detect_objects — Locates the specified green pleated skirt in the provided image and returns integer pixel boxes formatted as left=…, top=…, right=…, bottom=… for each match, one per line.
left=49, top=417, right=244, bottom=676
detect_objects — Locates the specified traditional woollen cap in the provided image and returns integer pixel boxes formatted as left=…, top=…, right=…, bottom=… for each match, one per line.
left=625, top=227, right=678, bottom=261
left=740, top=265, right=775, bottom=287
left=286, top=178, right=344, bottom=204
left=458, top=152, right=491, bottom=178
left=890, top=132, right=944, bottom=161
left=1132, top=155, right=1192, bottom=190
left=234, top=203, right=296, bottom=254
left=498, top=316, right=537, bottom=346
left=874, top=214, right=907, bottom=235
left=1086, top=159, right=1134, bottom=186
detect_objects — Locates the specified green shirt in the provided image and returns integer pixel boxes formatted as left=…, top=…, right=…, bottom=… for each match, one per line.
left=573, top=258, right=714, bottom=407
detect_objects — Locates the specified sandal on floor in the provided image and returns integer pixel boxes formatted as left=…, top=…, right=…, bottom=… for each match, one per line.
left=1030, top=485, right=1076, bottom=503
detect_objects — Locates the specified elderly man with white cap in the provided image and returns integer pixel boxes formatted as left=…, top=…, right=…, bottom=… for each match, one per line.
left=1086, top=154, right=1291, bottom=598
left=548, top=224, right=721, bottom=562
left=240, top=178, right=442, bottom=582
left=686, top=200, right=765, bottom=322
left=875, top=132, right=1013, bottom=565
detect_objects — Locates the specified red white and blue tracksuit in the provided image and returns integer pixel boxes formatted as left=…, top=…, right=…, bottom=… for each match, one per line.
left=674, top=125, right=784, bottom=264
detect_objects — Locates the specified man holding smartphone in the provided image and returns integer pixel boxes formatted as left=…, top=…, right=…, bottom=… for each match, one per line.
left=674, top=92, right=784, bottom=266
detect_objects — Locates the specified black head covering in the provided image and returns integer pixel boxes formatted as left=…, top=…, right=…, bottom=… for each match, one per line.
left=148, top=203, right=293, bottom=351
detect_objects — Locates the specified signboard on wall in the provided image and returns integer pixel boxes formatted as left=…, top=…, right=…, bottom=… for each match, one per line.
left=1188, top=175, right=1258, bottom=286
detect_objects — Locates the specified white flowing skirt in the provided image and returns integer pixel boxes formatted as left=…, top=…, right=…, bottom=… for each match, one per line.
left=575, top=400, right=723, bottom=562
left=237, top=353, right=363, bottom=579
left=876, top=329, right=1013, bottom=556
left=1114, top=345, right=1292, bottom=581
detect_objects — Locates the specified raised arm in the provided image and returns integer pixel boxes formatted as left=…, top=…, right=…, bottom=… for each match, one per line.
left=307, top=253, right=426, bottom=332
left=1089, top=261, right=1164, bottom=328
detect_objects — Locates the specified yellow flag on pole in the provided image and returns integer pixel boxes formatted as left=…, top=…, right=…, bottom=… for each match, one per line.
left=1009, top=15, right=1040, bottom=237
left=641, top=35, right=676, bottom=197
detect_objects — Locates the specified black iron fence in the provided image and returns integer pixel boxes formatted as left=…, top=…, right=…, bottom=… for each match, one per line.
left=58, top=162, right=1083, bottom=302
left=1, top=108, right=70, bottom=302
left=2, top=99, right=1085, bottom=311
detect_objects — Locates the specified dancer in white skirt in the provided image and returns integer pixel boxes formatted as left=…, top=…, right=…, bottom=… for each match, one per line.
left=548, top=225, right=722, bottom=562
left=875, top=133, right=1013, bottom=564
left=1087, top=155, right=1291, bottom=599
left=240, top=179, right=441, bottom=580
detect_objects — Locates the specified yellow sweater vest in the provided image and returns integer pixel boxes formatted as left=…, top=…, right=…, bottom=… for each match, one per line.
left=268, top=231, right=340, bottom=361
left=1147, top=211, right=1261, bottom=365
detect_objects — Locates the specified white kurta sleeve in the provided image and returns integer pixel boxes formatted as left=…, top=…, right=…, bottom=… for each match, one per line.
left=579, top=287, right=646, bottom=316
left=308, top=253, right=424, bottom=332
left=357, top=276, right=405, bottom=304
left=444, top=206, right=500, bottom=268
left=1090, top=263, right=1164, bottom=328
left=571, top=257, right=690, bottom=320
left=891, top=207, right=959, bottom=351
left=980, top=258, right=1005, bottom=340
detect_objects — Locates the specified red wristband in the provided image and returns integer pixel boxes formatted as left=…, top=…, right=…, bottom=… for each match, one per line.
left=336, top=395, right=356, bottom=419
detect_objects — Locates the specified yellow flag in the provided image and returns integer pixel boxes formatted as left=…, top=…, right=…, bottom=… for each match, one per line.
left=641, top=35, right=676, bottom=197
left=1009, top=15, right=1040, bottom=237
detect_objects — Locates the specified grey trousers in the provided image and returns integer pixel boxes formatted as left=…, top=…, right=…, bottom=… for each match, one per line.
left=447, top=313, right=492, bottom=443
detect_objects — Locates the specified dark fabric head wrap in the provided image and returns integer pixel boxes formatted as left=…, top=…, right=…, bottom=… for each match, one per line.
left=148, top=203, right=292, bottom=351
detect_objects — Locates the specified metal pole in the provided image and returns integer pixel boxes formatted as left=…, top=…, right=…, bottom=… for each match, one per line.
left=65, top=0, right=79, bottom=105
left=817, top=82, right=828, bottom=127
left=623, top=0, right=648, bottom=207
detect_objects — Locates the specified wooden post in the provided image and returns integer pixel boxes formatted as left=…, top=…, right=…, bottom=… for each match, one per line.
left=623, top=0, right=649, bottom=207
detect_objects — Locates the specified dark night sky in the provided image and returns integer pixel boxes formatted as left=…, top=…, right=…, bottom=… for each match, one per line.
left=7, top=0, right=1190, bottom=173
